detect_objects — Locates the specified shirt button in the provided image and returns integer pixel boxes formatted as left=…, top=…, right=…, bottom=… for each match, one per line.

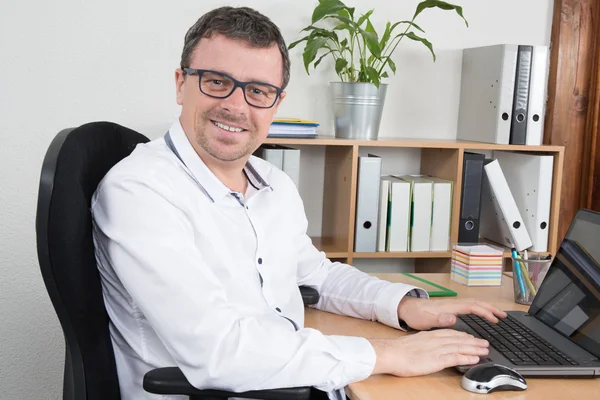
left=258, top=258, right=263, bottom=264
left=276, top=307, right=281, bottom=312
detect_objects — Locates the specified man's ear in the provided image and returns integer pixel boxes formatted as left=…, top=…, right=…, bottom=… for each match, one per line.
left=175, top=68, right=186, bottom=105
left=272, top=91, right=286, bottom=113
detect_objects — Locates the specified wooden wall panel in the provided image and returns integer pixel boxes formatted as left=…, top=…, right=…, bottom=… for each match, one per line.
left=544, top=0, right=600, bottom=240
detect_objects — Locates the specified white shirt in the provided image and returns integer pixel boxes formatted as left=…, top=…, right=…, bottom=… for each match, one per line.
left=91, top=120, right=427, bottom=400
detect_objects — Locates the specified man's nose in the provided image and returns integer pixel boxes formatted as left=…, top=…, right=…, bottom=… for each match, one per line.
left=220, top=86, right=249, bottom=113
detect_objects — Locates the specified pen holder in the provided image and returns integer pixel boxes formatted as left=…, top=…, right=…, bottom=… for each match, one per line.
left=511, top=256, right=552, bottom=305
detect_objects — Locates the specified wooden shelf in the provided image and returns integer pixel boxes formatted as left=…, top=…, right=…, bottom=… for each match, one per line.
left=267, top=136, right=564, bottom=273
left=310, top=237, right=348, bottom=259
left=353, top=251, right=452, bottom=259
left=265, top=136, right=564, bottom=153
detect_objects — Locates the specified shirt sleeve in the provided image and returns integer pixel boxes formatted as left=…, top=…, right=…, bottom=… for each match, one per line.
left=293, top=204, right=429, bottom=331
left=92, top=171, right=375, bottom=393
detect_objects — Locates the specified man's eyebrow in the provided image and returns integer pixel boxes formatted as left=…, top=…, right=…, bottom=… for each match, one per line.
left=217, top=69, right=281, bottom=87
left=242, top=75, right=281, bottom=86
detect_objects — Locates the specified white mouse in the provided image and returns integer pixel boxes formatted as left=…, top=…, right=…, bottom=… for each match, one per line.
left=461, top=363, right=528, bottom=394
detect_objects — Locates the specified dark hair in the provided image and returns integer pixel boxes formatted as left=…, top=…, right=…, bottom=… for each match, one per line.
left=180, top=6, right=290, bottom=89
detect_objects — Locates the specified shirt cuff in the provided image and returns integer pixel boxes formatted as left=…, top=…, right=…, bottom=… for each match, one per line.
left=373, top=283, right=429, bottom=330
left=313, top=335, right=376, bottom=392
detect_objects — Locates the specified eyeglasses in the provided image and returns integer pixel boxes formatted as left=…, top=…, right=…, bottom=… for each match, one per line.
left=182, top=68, right=283, bottom=109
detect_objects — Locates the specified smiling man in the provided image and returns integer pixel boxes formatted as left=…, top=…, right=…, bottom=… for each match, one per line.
left=91, top=6, right=505, bottom=400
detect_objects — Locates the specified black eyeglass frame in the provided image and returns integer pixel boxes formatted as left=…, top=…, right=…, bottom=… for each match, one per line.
left=182, top=68, right=283, bottom=109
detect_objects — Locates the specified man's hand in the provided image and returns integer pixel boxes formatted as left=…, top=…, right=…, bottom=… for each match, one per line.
left=368, top=330, right=489, bottom=377
left=397, top=297, right=508, bottom=331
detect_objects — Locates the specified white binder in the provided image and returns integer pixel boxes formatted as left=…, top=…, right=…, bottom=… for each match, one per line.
left=493, top=151, right=553, bottom=252
left=395, top=175, right=432, bottom=252
left=457, top=44, right=518, bottom=144
left=280, top=147, right=301, bottom=189
left=526, top=46, right=550, bottom=146
left=355, top=155, right=381, bottom=252
left=256, top=145, right=283, bottom=169
left=425, top=177, right=453, bottom=251
left=480, top=159, right=533, bottom=251
left=377, top=177, right=390, bottom=252
left=379, top=176, right=411, bottom=252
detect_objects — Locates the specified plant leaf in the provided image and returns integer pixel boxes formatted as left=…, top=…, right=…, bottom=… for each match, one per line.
left=324, top=14, right=354, bottom=25
left=381, top=71, right=389, bottom=78
left=405, top=31, right=436, bottom=61
left=314, top=49, right=335, bottom=68
left=303, top=36, right=329, bottom=74
left=333, top=22, right=353, bottom=32
left=380, top=22, right=391, bottom=50
left=366, top=66, right=380, bottom=87
left=388, top=58, right=396, bottom=74
left=288, top=35, right=310, bottom=50
left=361, top=22, right=381, bottom=57
left=356, top=9, right=374, bottom=27
left=303, top=26, right=339, bottom=42
left=335, top=58, right=348, bottom=74
left=413, top=0, right=468, bottom=27
left=312, top=0, right=348, bottom=24
left=389, top=20, right=425, bottom=34
left=340, top=38, right=348, bottom=48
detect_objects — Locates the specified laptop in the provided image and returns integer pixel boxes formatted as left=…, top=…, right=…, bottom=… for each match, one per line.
left=453, top=208, right=600, bottom=377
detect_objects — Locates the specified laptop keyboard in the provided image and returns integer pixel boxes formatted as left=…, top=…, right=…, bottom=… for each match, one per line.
left=458, top=314, right=579, bottom=366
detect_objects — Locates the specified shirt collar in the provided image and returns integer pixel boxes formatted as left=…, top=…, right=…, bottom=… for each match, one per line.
left=166, top=119, right=271, bottom=201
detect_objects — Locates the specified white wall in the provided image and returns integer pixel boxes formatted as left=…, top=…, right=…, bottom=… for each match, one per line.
left=0, top=0, right=553, bottom=398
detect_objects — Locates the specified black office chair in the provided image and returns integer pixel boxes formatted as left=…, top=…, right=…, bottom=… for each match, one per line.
left=35, top=122, right=317, bottom=400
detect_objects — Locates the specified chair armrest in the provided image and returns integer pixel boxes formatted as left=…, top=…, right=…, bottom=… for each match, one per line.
left=143, top=367, right=311, bottom=400
left=299, top=285, right=320, bottom=305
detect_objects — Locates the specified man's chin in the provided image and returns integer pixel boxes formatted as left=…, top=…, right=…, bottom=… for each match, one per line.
left=206, top=145, right=250, bottom=163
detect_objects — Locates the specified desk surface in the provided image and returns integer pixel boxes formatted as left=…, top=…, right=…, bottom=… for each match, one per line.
left=304, top=273, right=599, bottom=400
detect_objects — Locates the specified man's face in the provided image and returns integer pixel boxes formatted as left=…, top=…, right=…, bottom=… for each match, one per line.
left=176, top=34, right=285, bottom=163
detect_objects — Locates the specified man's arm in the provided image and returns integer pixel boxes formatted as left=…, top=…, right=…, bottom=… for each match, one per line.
left=292, top=201, right=426, bottom=330
left=92, top=172, right=376, bottom=393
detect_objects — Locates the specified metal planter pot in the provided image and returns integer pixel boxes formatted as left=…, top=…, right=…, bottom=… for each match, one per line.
left=331, top=82, right=388, bottom=140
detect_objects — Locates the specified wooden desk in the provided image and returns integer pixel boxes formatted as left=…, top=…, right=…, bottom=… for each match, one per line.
left=305, top=273, right=599, bottom=399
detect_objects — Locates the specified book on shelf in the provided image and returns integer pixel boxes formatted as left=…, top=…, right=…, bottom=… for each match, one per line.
left=268, top=117, right=319, bottom=138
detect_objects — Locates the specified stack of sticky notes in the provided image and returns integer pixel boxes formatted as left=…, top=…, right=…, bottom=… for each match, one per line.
left=268, top=118, right=319, bottom=138
left=451, top=244, right=504, bottom=286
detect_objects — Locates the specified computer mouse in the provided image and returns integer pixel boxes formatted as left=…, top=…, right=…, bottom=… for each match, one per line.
left=461, top=363, right=527, bottom=394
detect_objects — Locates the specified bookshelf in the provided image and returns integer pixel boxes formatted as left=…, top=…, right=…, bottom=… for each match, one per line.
left=264, top=136, right=564, bottom=273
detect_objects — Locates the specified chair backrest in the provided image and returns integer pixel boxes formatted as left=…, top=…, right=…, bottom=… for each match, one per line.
left=36, top=122, right=149, bottom=400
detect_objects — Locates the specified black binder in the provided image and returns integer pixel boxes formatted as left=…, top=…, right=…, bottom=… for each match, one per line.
left=509, top=45, right=533, bottom=145
left=458, top=152, right=486, bottom=244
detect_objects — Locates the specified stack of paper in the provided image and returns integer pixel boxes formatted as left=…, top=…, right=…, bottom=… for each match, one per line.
left=451, top=244, right=503, bottom=286
left=268, top=118, right=319, bottom=138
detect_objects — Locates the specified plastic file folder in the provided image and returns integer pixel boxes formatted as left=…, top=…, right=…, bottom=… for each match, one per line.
left=401, top=273, right=457, bottom=297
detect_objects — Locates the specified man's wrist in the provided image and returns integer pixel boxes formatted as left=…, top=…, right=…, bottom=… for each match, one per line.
left=367, top=338, right=394, bottom=375
left=396, top=295, right=415, bottom=323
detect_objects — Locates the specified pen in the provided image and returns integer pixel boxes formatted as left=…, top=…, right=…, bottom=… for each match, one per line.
left=517, top=253, right=537, bottom=296
left=512, top=249, right=527, bottom=297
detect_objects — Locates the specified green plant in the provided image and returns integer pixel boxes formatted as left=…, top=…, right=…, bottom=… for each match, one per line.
left=289, top=0, right=468, bottom=87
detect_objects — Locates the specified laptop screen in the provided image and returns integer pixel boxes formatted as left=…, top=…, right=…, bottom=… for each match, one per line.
left=528, top=210, right=600, bottom=358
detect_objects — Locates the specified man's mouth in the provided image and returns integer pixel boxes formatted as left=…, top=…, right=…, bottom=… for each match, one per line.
left=211, top=120, right=247, bottom=133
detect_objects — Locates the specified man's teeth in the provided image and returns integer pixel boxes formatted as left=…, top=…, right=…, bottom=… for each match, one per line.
left=213, top=121, right=244, bottom=132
